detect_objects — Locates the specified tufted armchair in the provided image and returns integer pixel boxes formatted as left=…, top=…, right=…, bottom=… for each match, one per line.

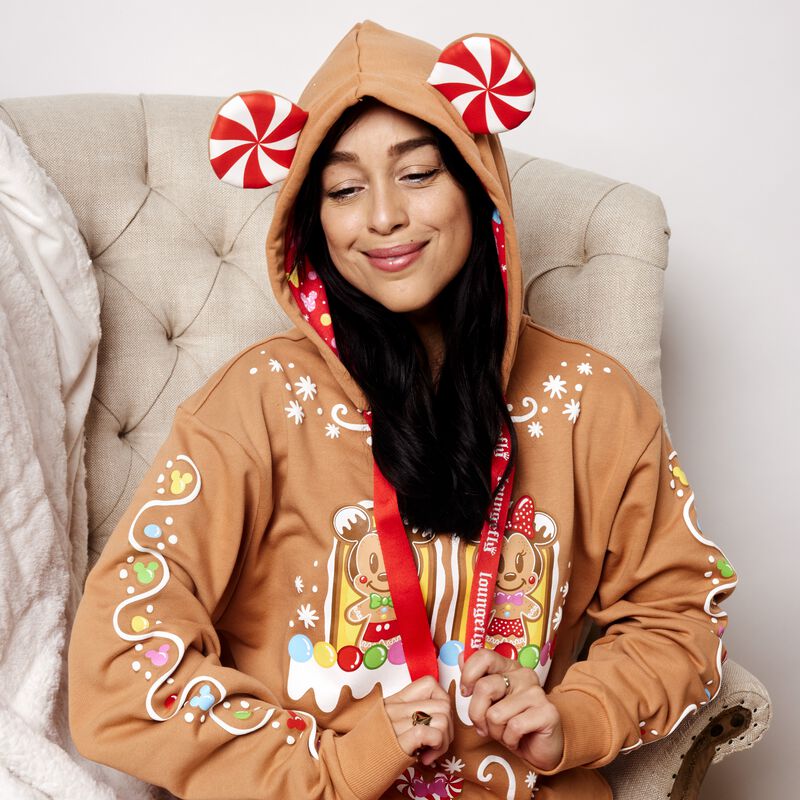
left=0, top=94, right=771, bottom=800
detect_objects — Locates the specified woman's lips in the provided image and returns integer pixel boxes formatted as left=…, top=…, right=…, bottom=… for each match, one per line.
left=363, top=241, right=428, bottom=272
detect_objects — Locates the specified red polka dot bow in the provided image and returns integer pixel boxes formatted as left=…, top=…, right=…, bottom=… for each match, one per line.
left=208, top=91, right=308, bottom=189
left=427, top=34, right=536, bottom=134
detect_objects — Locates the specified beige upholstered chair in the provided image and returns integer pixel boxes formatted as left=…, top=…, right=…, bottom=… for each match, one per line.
left=0, top=94, right=771, bottom=800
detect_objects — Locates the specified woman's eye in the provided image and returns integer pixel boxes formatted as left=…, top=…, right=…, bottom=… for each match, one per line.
left=403, top=168, right=439, bottom=183
left=327, top=186, right=359, bottom=201
left=326, top=169, right=439, bottom=201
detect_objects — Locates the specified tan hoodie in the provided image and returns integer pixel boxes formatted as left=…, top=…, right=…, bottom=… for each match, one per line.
left=68, top=20, right=738, bottom=800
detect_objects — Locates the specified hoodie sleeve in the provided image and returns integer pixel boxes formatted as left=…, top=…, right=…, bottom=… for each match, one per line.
left=537, top=417, right=738, bottom=775
left=68, top=404, right=414, bottom=800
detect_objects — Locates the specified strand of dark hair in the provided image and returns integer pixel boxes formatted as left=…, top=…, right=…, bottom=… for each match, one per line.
left=289, top=97, right=517, bottom=541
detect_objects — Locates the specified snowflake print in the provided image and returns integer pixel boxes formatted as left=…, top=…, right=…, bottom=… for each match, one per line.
left=526, top=771, right=538, bottom=790
left=268, top=358, right=283, bottom=373
left=285, top=400, right=305, bottom=425
left=563, top=398, right=580, bottom=423
left=441, top=756, right=465, bottom=774
left=294, top=576, right=304, bottom=594
left=294, top=375, right=317, bottom=401
left=542, top=374, right=567, bottom=400
left=577, top=362, right=592, bottom=375
left=297, top=604, right=319, bottom=629
left=325, top=423, right=341, bottom=439
left=527, top=421, right=544, bottom=438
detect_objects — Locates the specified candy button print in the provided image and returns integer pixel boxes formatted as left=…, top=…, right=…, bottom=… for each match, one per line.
left=170, top=470, right=193, bottom=494
left=133, top=561, right=159, bottom=585
left=145, top=644, right=170, bottom=667
left=190, top=684, right=216, bottom=711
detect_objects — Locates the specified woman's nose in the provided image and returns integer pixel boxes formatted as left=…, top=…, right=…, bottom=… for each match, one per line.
left=367, top=182, right=408, bottom=235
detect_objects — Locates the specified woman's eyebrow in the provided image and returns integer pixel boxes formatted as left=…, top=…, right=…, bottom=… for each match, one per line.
left=325, top=136, right=439, bottom=166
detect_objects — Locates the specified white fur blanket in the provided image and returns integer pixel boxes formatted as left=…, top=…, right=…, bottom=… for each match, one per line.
left=0, top=122, right=155, bottom=799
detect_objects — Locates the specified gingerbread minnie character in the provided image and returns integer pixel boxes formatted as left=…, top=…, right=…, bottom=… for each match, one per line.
left=334, top=504, right=426, bottom=653
left=485, top=495, right=558, bottom=652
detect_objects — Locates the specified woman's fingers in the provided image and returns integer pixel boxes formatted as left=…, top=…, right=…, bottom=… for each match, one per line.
left=384, top=675, right=455, bottom=763
left=398, top=720, right=448, bottom=765
left=485, top=688, right=548, bottom=746
left=385, top=698, right=453, bottom=762
left=503, top=704, right=565, bottom=771
left=458, top=648, right=523, bottom=697
left=459, top=649, right=542, bottom=736
left=468, top=672, right=509, bottom=736
left=389, top=698, right=454, bottom=744
left=497, top=703, right=556, bottom=750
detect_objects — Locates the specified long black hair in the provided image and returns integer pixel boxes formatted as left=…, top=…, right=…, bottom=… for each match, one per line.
left=289, top=97, right=517, bottom=541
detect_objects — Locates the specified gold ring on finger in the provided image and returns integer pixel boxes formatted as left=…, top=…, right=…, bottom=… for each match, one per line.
left=501, top=673, right=511, bottom=696
left=411, top=710, right=432, bottom=726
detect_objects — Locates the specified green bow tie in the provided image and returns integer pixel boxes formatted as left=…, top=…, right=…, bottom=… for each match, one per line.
left=369, top=593, right=393, bottom=609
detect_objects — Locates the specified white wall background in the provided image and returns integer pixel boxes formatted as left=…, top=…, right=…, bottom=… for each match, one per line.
left=2, top=1, right=795, bottom=796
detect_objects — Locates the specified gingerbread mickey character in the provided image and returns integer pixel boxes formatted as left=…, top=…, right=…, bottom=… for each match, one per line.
left=334, top=504, right=426, bottom=653
left=485, top=495, right=559, bottom=652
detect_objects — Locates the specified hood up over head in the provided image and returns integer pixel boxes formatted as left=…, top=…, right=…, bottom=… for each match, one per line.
left=208, top=20, right=536, bottom=412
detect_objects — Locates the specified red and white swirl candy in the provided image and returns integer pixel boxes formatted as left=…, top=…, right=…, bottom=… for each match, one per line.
left=427, top=35, right=536, bottom=134
left=209, top=91, right=308, bottom=188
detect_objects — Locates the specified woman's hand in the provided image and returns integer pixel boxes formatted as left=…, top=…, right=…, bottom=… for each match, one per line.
left=384, top=675, right=454, bottom=766
left=459, top=649, right=564, bottom=772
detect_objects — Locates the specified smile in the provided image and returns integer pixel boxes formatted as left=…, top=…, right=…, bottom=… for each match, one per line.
left=363, top=241, right=428, bottom=272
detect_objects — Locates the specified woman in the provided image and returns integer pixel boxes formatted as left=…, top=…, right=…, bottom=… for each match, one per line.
left=68, top=21, right=737, bottom=800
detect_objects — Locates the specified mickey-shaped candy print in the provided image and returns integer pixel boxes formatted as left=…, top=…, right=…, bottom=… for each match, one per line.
left=300, top=290, right=318, bottom=313
left=169, top=469, right=193, bottom=495
left=111, top=452, right=306, bottom=750
left=287, top=712, right=307, bottom=731
left=717, top=559, right=734, bottom=578
left=133, top=560, right=159, bottom=585
left=190, top=684, right=217, bottom=712
left=145, top=643, right=171, bottom=668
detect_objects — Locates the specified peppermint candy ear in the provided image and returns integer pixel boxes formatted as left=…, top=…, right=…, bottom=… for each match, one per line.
left=209, top=91, right=308, bottom=188
left=427, top=35, right=536, bottom=134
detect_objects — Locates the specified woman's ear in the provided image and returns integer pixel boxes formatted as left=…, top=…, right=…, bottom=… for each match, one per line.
left=208, top=91, right=308, bottom=188
left=427, top=34, right=536, bottom=135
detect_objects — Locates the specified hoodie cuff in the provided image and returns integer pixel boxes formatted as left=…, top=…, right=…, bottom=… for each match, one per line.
left=334, top=698, right=416, bottom=800
left=534, top=689, right=613, bottom=776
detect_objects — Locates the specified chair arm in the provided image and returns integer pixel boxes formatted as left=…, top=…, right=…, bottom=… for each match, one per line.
left=599, top=659, right=771, bottom=800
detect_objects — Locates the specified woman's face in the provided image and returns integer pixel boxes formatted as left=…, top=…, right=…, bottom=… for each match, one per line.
left=319, top=104, right=472, bottom=316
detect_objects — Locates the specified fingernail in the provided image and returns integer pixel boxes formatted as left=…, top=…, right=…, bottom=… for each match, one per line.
left=476, top=727, right=485, bottom=737
left=460, top=686, right=469, bottom=697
